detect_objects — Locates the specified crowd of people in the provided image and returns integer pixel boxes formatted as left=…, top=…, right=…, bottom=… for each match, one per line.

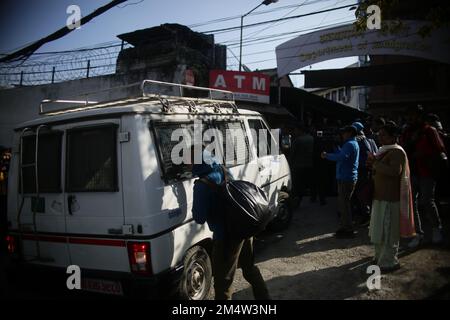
left=189, top=105, right=448, bottom=300
left=287, top=105, right=449, bottom=272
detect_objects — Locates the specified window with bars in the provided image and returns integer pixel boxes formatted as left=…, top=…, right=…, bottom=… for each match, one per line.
left=21, top=132, right=62, bottom=193
left=66, top=125, right=118, bottom=192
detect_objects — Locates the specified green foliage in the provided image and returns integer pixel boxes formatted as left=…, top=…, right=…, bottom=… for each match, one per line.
left=354, top=0, right=450, bottom=37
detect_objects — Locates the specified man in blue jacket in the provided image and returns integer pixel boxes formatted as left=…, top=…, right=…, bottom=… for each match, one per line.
left=190, top=146, right=269, bottom=300
left=321, top=125, right=360, bottom=238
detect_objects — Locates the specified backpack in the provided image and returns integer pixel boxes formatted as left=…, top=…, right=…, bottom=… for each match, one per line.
left=199, top=166, right=273, bottom=239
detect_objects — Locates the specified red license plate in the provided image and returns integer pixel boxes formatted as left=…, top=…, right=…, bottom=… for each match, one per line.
left=81, top=278, right=123, bottom=296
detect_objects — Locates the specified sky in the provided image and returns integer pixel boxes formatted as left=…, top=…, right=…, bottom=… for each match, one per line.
left=0, top=0, right=359, bottom=87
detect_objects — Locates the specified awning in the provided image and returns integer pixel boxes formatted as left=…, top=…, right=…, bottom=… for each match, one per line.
left=279, top=87, right=367, bottom=121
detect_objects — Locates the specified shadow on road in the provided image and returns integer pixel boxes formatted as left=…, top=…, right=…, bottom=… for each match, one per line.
left=233, top=257, right=373, bottom=300
left=254, top=198, right=373, bottom=263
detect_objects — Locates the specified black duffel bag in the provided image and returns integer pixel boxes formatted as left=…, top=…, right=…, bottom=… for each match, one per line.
left=224, top=179, right=273, bottom=239
left=200, top=166, right=273, bottom=239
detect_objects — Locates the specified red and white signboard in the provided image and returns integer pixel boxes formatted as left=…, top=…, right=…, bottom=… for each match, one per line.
left=209, top=70, right=270, bottom=104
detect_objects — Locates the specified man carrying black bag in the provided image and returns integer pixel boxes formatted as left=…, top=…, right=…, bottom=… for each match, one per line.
left=189, top=146, right=270, bottom=300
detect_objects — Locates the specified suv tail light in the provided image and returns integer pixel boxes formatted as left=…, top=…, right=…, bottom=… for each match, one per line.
left=127, top=241, right=152, bottom=275
left=6, top=235, right=17, bottom=254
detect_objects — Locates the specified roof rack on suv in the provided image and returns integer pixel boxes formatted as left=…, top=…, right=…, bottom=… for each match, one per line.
left=39, top=80, right=237, bottom=115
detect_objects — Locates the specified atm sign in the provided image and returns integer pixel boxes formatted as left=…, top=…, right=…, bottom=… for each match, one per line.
left=209, top=70, right=270, bottom=104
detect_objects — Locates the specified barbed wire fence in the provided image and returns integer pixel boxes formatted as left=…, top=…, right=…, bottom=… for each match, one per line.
left=0, top=41, right=132, bottom=87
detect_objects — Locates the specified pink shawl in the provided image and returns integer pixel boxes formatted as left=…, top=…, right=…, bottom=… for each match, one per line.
left=375, top=144, right=416, bottom=238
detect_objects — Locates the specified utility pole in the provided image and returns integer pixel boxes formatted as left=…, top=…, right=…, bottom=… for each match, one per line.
left=239, top=0, right=279, bottom=71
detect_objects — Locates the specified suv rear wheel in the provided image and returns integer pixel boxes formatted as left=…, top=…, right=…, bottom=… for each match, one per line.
left=177, top=245, right=212, bottom=300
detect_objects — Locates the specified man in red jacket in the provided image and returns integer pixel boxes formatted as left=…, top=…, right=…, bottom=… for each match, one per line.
left=401, top=105, right=448, bottom=247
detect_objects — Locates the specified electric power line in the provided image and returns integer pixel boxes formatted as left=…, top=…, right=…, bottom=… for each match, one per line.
left=0, top=2, right=356, bottom=58
left=188, top=0, right=335, bottom=29
left=226, top=18, right=355, bottom=49
left=117, top=0, right=145, bottom=8
left=201, top=3, right=359, bottom=34
left=0, top=1, right=363, bottom=86
left=243, top=0, right=311, bottom=41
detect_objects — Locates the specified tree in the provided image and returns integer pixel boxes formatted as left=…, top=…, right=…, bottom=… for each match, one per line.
left=354, top=0, right=450, bottom=36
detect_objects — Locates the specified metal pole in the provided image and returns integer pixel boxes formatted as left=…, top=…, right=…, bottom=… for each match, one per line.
left=239, top=15, right=244, bottom=72
left=86, top=60, right=90, bottom=78
left=51, top=67, right=55, bottom=84
left=19, top=71, right=23, bottom=86
left=238, top=3, right=265, bottom=72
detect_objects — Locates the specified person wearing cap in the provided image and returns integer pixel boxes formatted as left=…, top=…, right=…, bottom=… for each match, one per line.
left=321, top=125, right=360, bottom=238
left=352, top=121, right=378, bottom=226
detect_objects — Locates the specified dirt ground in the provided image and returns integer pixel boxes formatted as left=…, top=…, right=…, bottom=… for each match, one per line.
left=230, top=197, right=450, bottom=300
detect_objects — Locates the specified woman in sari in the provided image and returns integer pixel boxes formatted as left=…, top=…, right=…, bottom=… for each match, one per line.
left=366, top=124, right=415, bottom=272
